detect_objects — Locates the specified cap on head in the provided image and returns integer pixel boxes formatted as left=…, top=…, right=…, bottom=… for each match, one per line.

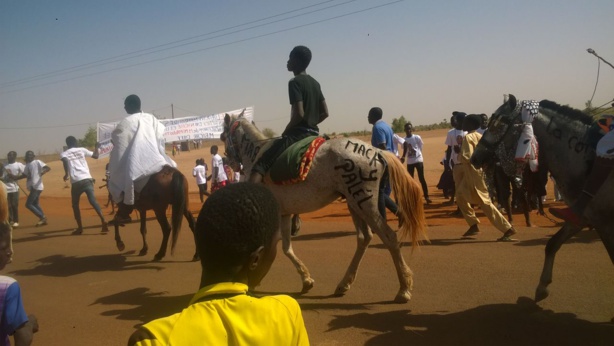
left=290, top=46, right=312, bottom=71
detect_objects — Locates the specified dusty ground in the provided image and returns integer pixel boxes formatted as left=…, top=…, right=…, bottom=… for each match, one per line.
left=6, top=129, right=614, bottom=345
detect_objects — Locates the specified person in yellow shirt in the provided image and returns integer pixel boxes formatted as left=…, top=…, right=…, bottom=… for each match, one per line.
left=128, top=182, right=309, bottom=345
left=456, top=114, right=518, bottom=242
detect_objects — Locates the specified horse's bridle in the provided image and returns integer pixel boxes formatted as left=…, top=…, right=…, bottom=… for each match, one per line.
left=224, top=119, right=242, bottom=165
left=482, top=103, right=524, bottom=152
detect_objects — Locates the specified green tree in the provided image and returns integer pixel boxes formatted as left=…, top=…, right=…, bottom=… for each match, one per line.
left=79, top=126, right=97, bottom=148
left=262, top=128, right=277, bottom=138
left=391, top=115, right=407, bottom=133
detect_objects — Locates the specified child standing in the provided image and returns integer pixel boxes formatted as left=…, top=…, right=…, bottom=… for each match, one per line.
left=128, top=183, right=309, bottom=345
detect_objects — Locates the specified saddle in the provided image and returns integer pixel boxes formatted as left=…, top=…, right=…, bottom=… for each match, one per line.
left=269, top=136, right=326, bottom=185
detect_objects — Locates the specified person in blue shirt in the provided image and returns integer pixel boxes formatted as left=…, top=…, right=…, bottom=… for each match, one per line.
left=368, top=107, right=400, bottom=220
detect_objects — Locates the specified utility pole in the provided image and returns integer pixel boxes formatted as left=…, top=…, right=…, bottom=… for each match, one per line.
left=171, top=103, right=174, bottom=119
left=587, top=48, right=614, bottom=70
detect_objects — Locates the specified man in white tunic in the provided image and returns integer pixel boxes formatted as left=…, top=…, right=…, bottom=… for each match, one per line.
left=108, top=95, right=176, bottom=222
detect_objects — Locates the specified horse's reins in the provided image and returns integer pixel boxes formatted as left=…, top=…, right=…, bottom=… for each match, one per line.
left=225, top=118, right=280, bottom=165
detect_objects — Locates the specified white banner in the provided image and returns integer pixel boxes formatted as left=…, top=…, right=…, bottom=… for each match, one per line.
left=96, top=106, right=253, bottom=158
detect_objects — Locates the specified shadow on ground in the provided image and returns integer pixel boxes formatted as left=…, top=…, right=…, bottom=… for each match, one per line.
left=93, top=287, right=192, bottom=326
left=326, top=297, right=614, bottom=345
left=10, top=253, right=164, bottom=277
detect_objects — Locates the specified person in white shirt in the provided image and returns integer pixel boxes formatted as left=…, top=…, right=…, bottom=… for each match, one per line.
left=392, top=133, right=405, bottom=158
left=210, top=145, right=228, bottom=193
left=444, top=112, right=467, bottom=207
left=60, top=136, right=108, bottom=235
left=15, top=151, right=50, bottom=227
left=108, top=94, right=176, bottom=223
left=476, top=113, right=488, bottom=135
left=2, top=152, right=27, bottom=228
left=192, top=158, right=209, bottom=203
left=400, top=122, right=431, bottom=204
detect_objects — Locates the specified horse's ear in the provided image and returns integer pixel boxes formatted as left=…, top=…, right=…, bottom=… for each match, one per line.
left=239, top=108, right=245, bottom=118
left=508, top=94, right=517, bottom=109
left=224, top=114, right=230, bottom=126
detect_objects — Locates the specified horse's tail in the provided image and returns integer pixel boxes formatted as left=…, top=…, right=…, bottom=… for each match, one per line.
left=170, top=169, right=187, bottom=255
left=0, top=183, right=8, bottom=223
left=381, top=150, right=428, bottom=248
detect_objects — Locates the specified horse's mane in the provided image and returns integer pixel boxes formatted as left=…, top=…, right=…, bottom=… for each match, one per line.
left=539, top=99, right=593, bottom=125
left=236, top=117, right=268, bottom=141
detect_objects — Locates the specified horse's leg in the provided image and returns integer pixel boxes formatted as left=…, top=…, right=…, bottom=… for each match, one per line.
left=361, top=205, right=413, bottom=303
left=535, top=223, right=581, bottom=302
left=153, top=206, right=172, bottom=262
left=279, top=214, right=314, bottom=293
left=138, top=210, right=148, bottom=256
left=519, top=187, right=533, bottom=227
left=184, top=208, right=198, bottom=261
left=113, top=203, right=128, bottom=251
left=334, top=206, right=372, bottom=296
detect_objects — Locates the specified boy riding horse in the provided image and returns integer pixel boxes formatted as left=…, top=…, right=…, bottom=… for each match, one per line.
left=249, top=45, right=329, bottom=183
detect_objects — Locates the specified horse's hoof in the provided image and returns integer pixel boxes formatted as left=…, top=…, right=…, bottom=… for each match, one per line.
left=116, top=241, right=125, bottom=252
left=334, top=284, right=350, bottom=297
left=301, top=279, right=315, bottom=294
left=535, top=285, right=550, bottom=302
left=191, top=254, right=200, bottom=262
left=138, top=249, right=148, bottom=256
left=394, top=291, right=411, bottom=303
left=153, top=254, right=164, bottom=262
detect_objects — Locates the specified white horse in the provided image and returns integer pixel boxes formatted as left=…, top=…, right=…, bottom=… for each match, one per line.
left=471, top=94, right=614, bottom=306
left=222, top=112, right=428, bottom=303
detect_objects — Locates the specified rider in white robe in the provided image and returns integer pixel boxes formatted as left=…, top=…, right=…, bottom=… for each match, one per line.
left=108, top=95, right=176, bottom=207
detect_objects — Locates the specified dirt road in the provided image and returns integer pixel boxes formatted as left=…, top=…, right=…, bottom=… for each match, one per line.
left=6, top=129, right=614, bottom=345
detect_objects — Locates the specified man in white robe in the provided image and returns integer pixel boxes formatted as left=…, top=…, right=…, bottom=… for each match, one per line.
left=108, top=94, right=176, bottom=221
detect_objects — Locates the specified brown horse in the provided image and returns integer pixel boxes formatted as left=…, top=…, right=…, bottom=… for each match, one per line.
left=112, top=166, right=197, bottom=261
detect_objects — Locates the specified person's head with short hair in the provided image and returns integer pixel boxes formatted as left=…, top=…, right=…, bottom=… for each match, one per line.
left=368, top=107, right=383, bottom=125
left=287, top=45, right=312, bottom=74
left=210, top=145, right=218, bottom=155
left=65, top=136, right=78, bottom=149
left=452, top=111, right=466, bottom=130
left=24, top=150, right=35, bottom=163
left=404, top=122, right=413, bottom=136
left=7, top=151, right=16, bottom=164
left=463, top=114, right=482, bottom=132
left=124, top=94, right=141, bottom=114
left=195, top=182, right=281, bottom=289
left=480, top=114, right=488, bottom=129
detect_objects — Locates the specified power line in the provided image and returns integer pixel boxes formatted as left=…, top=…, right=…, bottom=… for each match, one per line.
left=0, top=0, right=403, bottom=94
left=0, top=0, right=354, bottom=89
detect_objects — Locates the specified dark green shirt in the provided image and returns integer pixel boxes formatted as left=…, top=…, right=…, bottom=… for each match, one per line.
left=288, top=74, right=325, bottom=132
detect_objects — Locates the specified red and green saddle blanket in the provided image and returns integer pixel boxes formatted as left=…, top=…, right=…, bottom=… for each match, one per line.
left=269, top=136, right=326, bottom=185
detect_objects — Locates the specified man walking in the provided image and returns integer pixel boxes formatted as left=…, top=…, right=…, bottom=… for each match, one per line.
left=61, top=136, right=109, bottom=235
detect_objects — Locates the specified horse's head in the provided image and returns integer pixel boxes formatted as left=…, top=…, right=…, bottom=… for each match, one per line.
left=471, top=94, right=523, bottom=172
left=222, top=109, right=246, bottom=167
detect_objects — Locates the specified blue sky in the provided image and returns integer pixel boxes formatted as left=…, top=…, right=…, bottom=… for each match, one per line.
left=1, top=0, right=613, bottom=155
